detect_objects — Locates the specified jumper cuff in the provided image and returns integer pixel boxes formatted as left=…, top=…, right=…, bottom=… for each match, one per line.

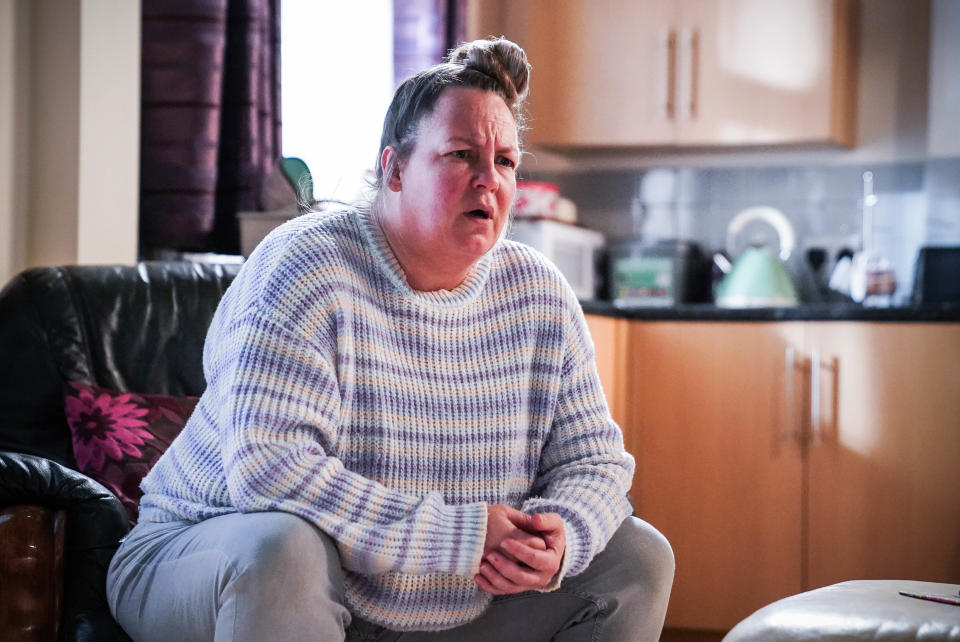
left=434, top=501, right=487, bottom=576
left=550, top=517, right=580, bottom=588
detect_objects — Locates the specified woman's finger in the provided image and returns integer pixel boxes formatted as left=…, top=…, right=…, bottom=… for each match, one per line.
left=474, top=572, right=500, bottom=594
left=503, top=506, right=535, bottom=529
left=474, top=571, right=508, bottom=595
left=531, top=512, right=564, bottom=532
left=478, top=559, right=520, bottom=594
left=500, top=537, right=556, bottom=573
left=510, top=531, right=547, bottom=551
left=531, top=513, right=566, bottom=553
left=485, top=551, right=542, bottom=587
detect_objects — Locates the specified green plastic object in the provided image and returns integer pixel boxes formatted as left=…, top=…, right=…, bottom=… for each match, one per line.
left=279, top=157, right=315, bottom=210
left=716, top=246, right=798, bottom=308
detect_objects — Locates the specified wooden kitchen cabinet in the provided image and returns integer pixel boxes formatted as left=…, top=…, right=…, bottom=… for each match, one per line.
left=467, top=0, right=858, bottom=148
left=627, top=322, right=806, bottom=630
left=805, top=322, right=960, bottom=589
left=622, top=319, right=960, bottom=632
left=468, top=0, right=676, bottom=146
left=927, top=0, right=960, bottom=156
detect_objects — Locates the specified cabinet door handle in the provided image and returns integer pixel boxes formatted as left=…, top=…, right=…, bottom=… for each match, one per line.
left=657, top=28, right=668, bottom=118
left=688, top=27, right=699, bottom=119
left=810, top=347, right=821, bottom=442
left=784, top=345, right=796, bottom=443
left=678, top=27, right=699, bottom=120
left=659, top=27, right=677, bottom=119
left=677, top=27, right=690, bottom=120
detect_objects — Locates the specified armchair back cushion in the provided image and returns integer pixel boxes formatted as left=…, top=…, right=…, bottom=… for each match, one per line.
left=0, top=262, right=239, bottom=466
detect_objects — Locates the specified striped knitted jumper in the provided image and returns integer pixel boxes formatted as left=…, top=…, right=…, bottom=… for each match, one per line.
left=139, top=207, right=635, bottom=631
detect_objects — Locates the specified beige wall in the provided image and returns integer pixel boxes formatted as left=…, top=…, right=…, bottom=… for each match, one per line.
left=29, top=0, right=82, bottom=269
left=0, top=0, right=30, bottom=284
left=76, top=0, right=140, bottom=264
left=0, top=0, right=139, bottom=287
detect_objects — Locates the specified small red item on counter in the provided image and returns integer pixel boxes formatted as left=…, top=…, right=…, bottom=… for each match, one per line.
left=514, top=181, right=560, bottom=220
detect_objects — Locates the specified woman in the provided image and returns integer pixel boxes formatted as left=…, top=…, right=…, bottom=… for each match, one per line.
left=107, top=37, right=674, bottom=641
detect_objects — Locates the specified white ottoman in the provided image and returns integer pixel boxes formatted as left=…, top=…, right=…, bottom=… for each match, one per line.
left=724, top=580, right=960, bottom=641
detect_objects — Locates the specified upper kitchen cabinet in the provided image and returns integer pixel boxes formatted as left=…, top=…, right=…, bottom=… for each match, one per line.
left=468, top=0, right=677, bottom=146
left=467, top=0, right=858, bottom=149
left=927, top=0, right=960, bottom=156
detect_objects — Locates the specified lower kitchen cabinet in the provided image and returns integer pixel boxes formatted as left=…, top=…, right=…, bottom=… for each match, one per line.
left=627, top=322, right=806, bottom=630
left=805, top=322, right=960, bottom=590
left=612, top=319, right=960, bottom=632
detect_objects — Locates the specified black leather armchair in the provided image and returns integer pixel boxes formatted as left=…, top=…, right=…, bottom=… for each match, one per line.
left=0, top=262, right=239, bottom=641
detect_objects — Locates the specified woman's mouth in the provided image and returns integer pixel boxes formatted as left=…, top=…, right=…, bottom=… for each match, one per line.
left=466, top=209, right=492, bottom=220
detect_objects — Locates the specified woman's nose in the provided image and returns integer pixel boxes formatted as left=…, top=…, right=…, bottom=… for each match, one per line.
left=471, top=156, right=500, bottom=191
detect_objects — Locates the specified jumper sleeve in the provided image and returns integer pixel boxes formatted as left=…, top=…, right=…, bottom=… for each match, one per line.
left=215, top=307, right=488, bottom=577
left=521, top=305, right=634, bottom=584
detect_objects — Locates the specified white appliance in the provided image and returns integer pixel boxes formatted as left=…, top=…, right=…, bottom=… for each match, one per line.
left=508, top=219, right=605, bottom=300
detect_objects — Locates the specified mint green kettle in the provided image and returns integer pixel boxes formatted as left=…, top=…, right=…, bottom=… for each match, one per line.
left=716, top=207, right=798, bottom=308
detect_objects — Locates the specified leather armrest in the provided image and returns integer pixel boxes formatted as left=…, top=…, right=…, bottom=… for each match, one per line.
left=0, top=504, right=66, bottom=641
left=0, top=451, right=131, bottom=641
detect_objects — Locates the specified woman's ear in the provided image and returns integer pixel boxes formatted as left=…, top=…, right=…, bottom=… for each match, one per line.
left=380, top=146, right=403, bottom=192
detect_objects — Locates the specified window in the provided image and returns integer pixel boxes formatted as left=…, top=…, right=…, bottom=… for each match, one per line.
left=281, top=1, right=394, bottom=204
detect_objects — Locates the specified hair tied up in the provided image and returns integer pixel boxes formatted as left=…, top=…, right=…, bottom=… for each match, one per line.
left=446, top=37, right=530, bottom=109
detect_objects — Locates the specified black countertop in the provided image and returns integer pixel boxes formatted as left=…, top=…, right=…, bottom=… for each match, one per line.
left=580, top=300, right=960, bottom=322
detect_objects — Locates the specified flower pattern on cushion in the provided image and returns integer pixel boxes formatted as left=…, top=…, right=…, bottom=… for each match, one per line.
left=66, top=387, right=152, bottom=471
left=64, top=382, right=198, bottom=525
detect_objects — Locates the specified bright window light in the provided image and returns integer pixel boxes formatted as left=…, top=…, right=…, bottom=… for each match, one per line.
left=281, top=1, right=394, bottom=204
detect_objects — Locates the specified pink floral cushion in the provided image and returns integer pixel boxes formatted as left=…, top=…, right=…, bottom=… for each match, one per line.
left=64, top=382, right=197, bottom=525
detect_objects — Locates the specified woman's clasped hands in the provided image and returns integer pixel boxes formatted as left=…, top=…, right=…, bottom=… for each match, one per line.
left=475, top=504, right=566, bottom=595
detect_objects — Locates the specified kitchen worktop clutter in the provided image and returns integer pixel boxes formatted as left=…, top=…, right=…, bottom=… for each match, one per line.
left=607, top=169, right=710, bottom=308
left=518, top=161, right=960, bottom=309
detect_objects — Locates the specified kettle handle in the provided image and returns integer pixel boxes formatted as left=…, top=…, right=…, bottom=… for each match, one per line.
left=726, top=206, right=795, bottom=262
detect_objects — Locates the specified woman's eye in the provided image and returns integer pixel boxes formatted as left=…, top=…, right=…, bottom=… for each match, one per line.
left=497, top=156, right=516, bottom=169
left=451, top=150, right=469, bottom=159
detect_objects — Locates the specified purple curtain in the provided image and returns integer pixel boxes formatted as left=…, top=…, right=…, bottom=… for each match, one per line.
left=393, top=0, right=466, bottom=85
left=140, top=0, right=281, bottom=254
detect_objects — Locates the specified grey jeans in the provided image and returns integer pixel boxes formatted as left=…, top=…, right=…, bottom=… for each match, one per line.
left=107, top=512, right=674, bottom=642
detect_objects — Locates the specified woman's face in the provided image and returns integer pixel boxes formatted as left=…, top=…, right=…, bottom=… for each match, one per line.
left=380, top=87, right=519, bottom=290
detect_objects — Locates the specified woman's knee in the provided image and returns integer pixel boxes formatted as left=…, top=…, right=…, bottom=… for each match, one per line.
left=597, top=517, right=674, bottom=641
left=232, top=512, right=342, bottom=586
left=219, top=513, right=350, bottom=639
left=617, top=516, right=676, bottom=588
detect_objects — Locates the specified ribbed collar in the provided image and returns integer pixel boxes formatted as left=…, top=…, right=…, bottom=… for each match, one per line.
left=353, top=206, right=495, bottom=309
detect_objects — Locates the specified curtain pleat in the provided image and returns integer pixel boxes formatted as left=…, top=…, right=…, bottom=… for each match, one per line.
left=393, top=0, right=466, bottom=86
left=140, top=0, right=280, bottom=254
